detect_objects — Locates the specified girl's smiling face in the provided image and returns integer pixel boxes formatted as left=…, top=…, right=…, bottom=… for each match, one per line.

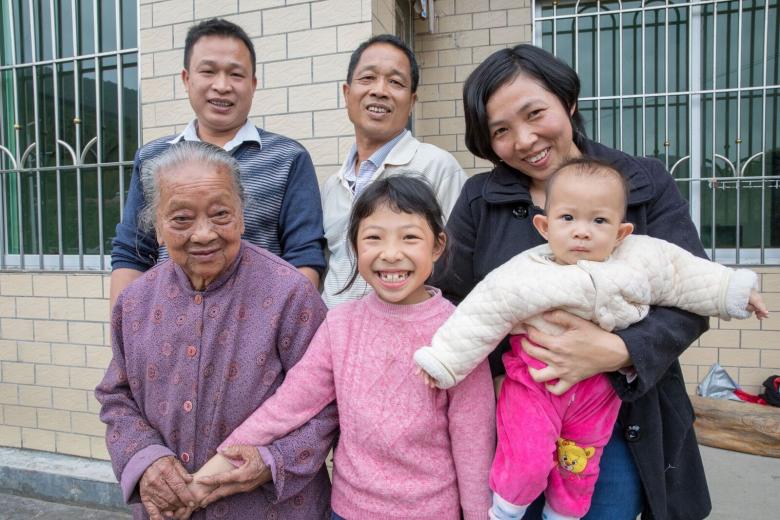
left=356, top=204, right=445, bottom=305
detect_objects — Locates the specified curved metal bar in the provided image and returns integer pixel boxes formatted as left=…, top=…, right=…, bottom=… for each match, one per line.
left=20, top=142, right=36, bottom=169
left=574, top=0, right=602, bottom=14
left=80, top=136, right=98, bottom=164
left=669, top=155, right=690, bottom=177
left=713, top=153, right=737, bottom=177
left=57, top=139, right=78, bottom=165
left=0, top=145, right=18, bottom=169
left=740, top=151, right=764, bottom=177
left=599, top=0, right=623, bottom=12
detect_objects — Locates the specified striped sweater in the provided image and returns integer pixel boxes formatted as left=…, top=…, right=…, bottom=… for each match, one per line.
left=111, top=125, right=326, bottom=272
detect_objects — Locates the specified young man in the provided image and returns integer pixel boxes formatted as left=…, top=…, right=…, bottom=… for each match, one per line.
left=321, top=34, right=467, bottom=307
left=110, top=19, right=324, bottom=306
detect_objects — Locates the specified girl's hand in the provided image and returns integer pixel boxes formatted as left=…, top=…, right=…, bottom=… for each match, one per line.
left=747, top=289, right=770, bottom=320
left=195, top=445, right=272, bottom=508
left=187, top=480, right=217, bottom=509
left=521, top=310, right=631, bottom=395
left=415, top=367, right=439, bottom=389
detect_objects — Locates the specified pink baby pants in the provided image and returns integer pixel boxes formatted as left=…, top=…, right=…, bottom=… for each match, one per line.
left=489, top=335, right=623, bottom=518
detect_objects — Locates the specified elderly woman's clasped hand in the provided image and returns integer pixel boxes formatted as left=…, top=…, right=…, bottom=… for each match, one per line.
left=140, top=454, right=268, bottom=519
left=138, top=456, right=196, bottom=520
left=190, top=446, right=272, bottom=509
left=143, top=446, right=271, bottom=519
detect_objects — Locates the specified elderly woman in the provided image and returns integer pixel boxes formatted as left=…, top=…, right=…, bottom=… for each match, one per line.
left=96, top=141, right=337, bottom=520
left=435, top=45, right=711, bottom=519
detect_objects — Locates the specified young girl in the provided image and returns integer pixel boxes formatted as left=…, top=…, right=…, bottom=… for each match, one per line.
left=193, top=175, right=495, bottom=519
left=414, top=159, right=768, bottom=520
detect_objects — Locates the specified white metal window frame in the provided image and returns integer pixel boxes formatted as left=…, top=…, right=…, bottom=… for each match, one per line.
left=0, top=0, right=140, bottom=272
left=533, top=0, right=780, bottom=266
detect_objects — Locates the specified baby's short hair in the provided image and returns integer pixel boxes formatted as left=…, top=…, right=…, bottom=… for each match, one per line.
left=544, top=157, right=629, bottom=219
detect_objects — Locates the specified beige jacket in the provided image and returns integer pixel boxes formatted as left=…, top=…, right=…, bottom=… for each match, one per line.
left=321, top=132, right=466, bottom=308
left=414, top=234, right=757, bottom=388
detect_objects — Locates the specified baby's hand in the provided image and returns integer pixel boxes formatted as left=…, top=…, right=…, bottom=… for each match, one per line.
left=747, top=289, right=770, bottom=320
left=416, top=367, right=439, bottom=389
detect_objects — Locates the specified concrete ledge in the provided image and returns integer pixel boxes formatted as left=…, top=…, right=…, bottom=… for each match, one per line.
left=0, top=447, right=129, bottom=512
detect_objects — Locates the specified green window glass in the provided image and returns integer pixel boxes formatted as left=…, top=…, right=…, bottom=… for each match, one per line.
left=0, top=0, right=139, bottom=270
left=536, top=0, right=779, bottom=265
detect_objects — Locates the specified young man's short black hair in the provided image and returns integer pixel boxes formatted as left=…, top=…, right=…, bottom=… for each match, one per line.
left=183, top=18, right=256, bottom=75
left=346, top=34, right=419, bottom=93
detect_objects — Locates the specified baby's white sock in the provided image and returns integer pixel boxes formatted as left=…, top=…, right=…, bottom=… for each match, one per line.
left=489, top=493, right=528, bottom=520
left=541, top=502, right=580, bottom=520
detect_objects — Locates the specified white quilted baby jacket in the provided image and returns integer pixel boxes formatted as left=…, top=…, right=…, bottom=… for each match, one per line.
left=414, top=234, right=757, bottom=389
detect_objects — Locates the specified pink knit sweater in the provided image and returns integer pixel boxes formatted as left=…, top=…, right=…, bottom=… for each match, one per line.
left=221, top=289, right=494, bottom=519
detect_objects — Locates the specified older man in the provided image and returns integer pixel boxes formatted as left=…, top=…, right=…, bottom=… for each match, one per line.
left=320, top=35, right=467, bottom=308
left=111, top=19, right=324, bottom=307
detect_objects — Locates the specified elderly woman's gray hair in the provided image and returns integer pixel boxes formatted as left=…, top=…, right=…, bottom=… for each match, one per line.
left=138, top=141, right=244, bottom=232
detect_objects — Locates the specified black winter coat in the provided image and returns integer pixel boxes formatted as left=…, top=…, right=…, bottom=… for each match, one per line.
left=434, top=139, right=711, bottom=520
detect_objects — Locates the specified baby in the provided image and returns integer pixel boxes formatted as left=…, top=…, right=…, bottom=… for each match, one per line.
left=414, top=157, right=768, bottom=520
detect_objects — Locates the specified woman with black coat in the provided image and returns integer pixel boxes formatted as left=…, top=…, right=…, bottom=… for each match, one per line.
left=434, top=44, right=710, bottom=520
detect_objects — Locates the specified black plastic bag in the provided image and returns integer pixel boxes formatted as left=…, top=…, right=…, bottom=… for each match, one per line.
left=760, top=375, right=780, bottom=407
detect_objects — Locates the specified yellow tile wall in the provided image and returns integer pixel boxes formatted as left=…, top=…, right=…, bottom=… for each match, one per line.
left=0, top=273, right=112, bottom=459
left=412, top=0, right=533, bottom=176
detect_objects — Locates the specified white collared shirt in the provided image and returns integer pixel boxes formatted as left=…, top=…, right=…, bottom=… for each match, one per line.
left=168, top=119, right=261, bottom=152
left=342, top=130, right=407, bottom=196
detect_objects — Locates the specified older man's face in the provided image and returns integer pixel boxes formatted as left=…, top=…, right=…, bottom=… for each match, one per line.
left=182, top=35, right=257, bottom=143
left=343, top=43, right=416, bottom=151
left=156, top=162, right=244, bottom=291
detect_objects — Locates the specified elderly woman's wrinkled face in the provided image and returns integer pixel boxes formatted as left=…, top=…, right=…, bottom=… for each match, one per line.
left=156, top=162, right=244, bottom=291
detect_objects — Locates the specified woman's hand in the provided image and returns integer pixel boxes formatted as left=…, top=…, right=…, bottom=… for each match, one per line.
left=139, top=455, right=196, bottom=520
left=522, top=310, right=631, bottom=395
left=195, top=445, right=273, bottom=508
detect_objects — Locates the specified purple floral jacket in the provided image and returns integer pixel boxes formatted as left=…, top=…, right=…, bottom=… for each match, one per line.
left=96, top=242, right=337, bottom=519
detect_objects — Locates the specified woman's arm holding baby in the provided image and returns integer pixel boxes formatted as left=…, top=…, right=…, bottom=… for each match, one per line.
left=522, top=313, right=632, bottom=395
left=190, top=447, right=272, bottom=509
